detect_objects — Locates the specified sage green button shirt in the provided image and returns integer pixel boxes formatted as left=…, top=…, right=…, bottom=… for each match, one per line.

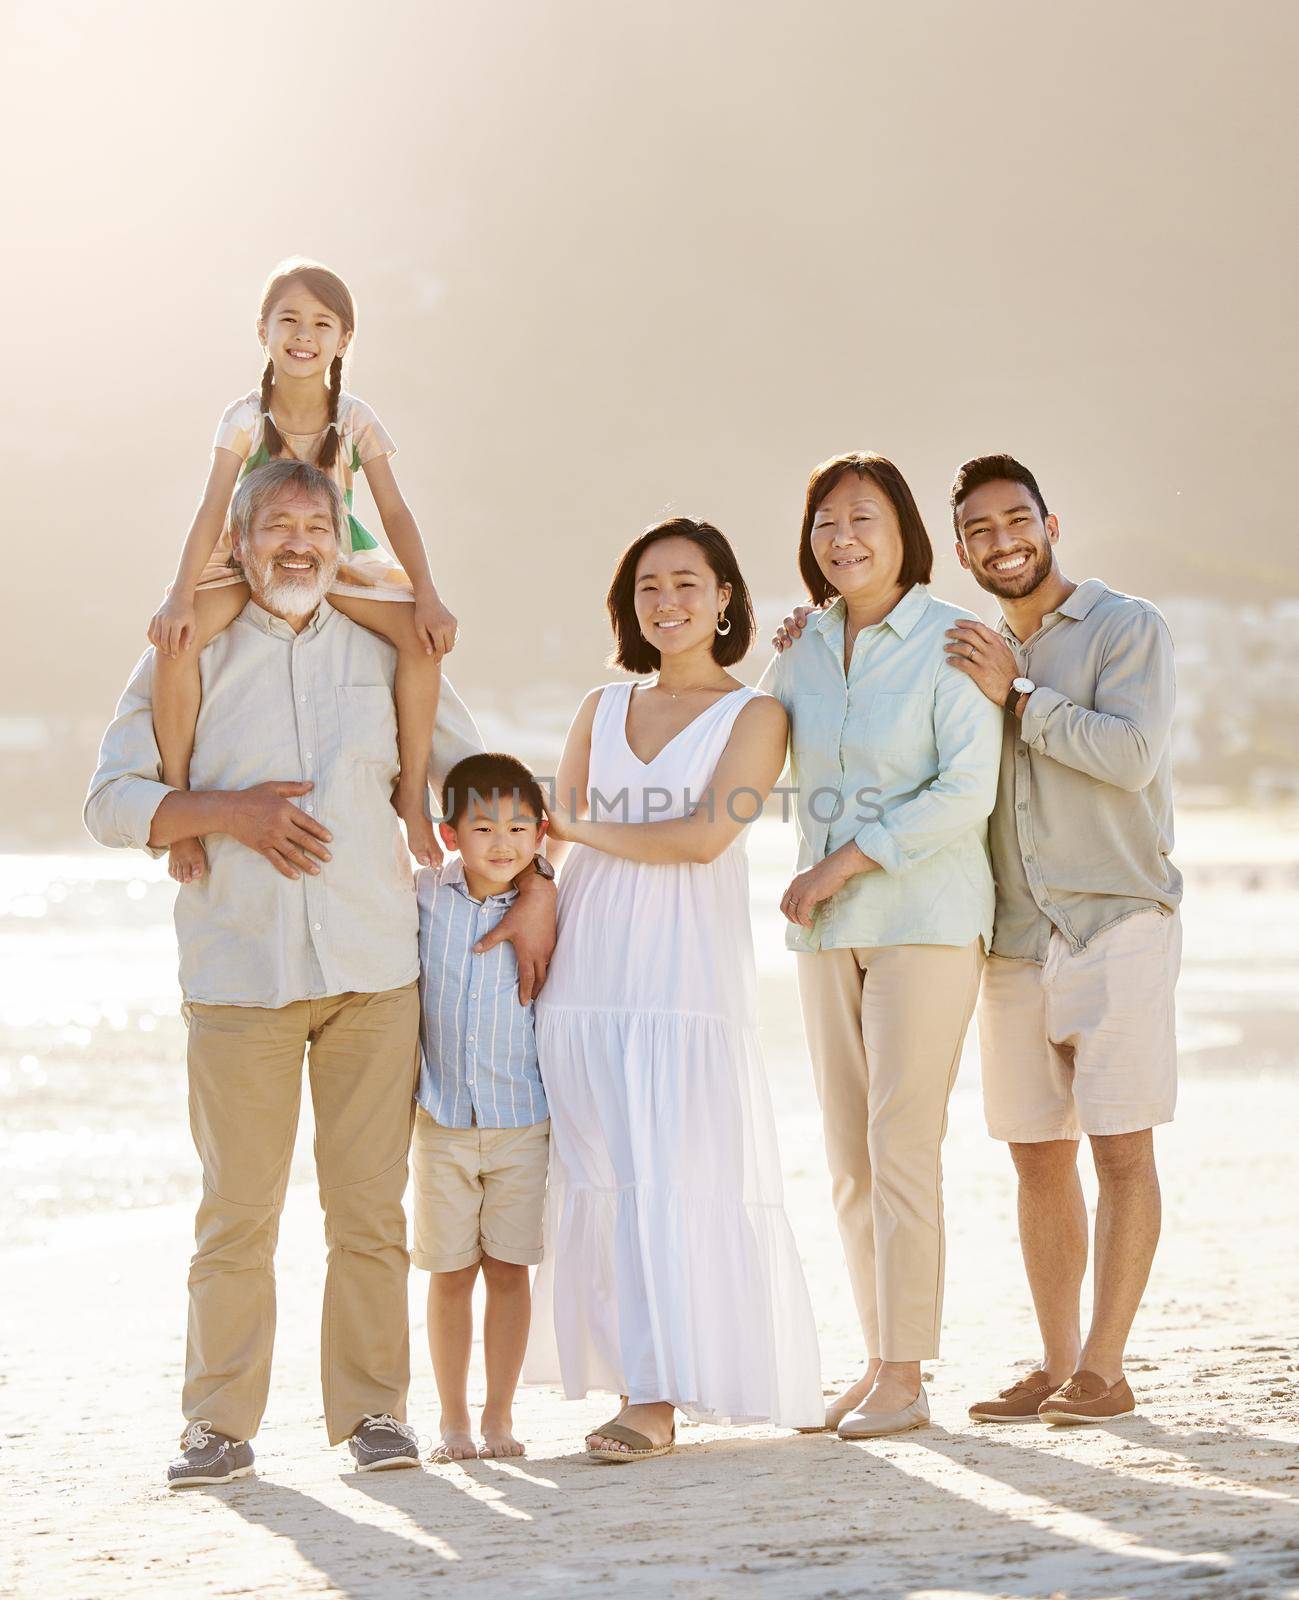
left=990, top=578, right=1181, bottom=962
left=761, top=585, right=1002, bottom=954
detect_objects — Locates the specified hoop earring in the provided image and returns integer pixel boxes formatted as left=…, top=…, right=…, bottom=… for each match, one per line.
left=715, top=612, right=732, bottom=636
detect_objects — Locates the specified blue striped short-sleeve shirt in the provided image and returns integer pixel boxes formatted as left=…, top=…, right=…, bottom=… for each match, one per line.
left=414, top=858, right=546, bottom=1129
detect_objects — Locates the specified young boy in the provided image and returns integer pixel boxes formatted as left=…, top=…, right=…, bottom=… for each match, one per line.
left=412, top=752, right=552, bottom=1460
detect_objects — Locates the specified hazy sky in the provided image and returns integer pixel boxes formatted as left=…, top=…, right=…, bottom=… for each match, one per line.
left=8, top=0, right=1297, bottom=719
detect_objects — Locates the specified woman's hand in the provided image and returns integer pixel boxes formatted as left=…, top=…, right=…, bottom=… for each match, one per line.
left=414, top=590, right=459, bottom=658
left=542, top=798, right=578, bottom=844
left=780, top=859, right=842, bottom=928
left=780, top=844, right=875, bottom=927
left=149, top=592, right=198, bottom=657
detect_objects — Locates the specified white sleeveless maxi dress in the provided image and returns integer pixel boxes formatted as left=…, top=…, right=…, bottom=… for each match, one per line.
left=528, top=682, right=823, bottom=1427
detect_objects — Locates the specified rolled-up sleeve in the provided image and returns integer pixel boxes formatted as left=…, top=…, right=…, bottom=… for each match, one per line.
left=853, top=662, right=1002, bottom=874
left=1021, top=609, right=1174, bottom=792
left=82, top=650, right=174, bottom=856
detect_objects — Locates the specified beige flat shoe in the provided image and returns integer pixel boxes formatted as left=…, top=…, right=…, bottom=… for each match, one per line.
left=586, top=1420, right=677, bottom=1464
left=837, top=1385, right=930, bottom=1439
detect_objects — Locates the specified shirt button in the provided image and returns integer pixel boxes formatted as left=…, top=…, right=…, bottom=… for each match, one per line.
left=467, top=1033, right=475, bottom=1042
left=469, top=991, right=478, bottom=1000
left=1017, top=803, right=1027, bottom=811
left=304, top=803, right=313, bottom=813
left=312, top=922, right=322, bottom=931
left=299, top=694, right=307, bottom=703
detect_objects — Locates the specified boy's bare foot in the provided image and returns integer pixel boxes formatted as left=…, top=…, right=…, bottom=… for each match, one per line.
left=479, top=1415, right=525, bottom=1458
left=168, top=837, right=208, bottom=884
left=393, top=784, right=440, bottom=868
left=431, top=1424, right=477, bottom=1462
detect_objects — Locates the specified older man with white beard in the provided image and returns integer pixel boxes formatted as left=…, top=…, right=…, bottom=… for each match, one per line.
left=85, top=459, right=556, bottom=1487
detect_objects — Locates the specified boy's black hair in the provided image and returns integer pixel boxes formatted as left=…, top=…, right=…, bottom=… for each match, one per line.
left=440, top=753, right=545, bottom=829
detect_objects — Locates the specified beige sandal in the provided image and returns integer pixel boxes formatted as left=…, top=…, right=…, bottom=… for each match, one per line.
left=586, top=1419, right=676, bottom=1464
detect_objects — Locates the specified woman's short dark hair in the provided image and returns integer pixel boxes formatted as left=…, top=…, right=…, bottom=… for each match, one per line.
left=797, top=453, right=933, bottom=606
left=605, top=516, right=756, bottom=674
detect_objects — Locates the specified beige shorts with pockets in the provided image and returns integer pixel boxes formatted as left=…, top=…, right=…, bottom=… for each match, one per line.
left=411, top=1111, right=549, bottom=1272
left=978, top=909, right=1181, bottom=1142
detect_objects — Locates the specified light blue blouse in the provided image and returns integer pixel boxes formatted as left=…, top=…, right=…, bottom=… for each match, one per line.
left=761, top=584, right=1002, bottom=954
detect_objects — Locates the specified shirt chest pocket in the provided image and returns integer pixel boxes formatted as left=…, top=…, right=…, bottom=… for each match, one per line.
left=336, top=685, right=400, bottom=778
left=864, top=690, right=930, bottom=755
left=785, top=692, right=840, bottom=775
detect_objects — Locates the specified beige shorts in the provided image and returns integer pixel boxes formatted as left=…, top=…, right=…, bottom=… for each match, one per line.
left=978, top=909, right=1181, bottom=1143
left=411, top=1111, right=549, bottom=1272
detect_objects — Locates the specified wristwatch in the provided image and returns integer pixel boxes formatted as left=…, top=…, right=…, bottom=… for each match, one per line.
left=531, top=854, right=556, bottom=882
left=1004, top=676, right=1035, bottom=710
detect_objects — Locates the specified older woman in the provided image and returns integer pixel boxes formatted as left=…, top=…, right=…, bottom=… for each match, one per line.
left=766, top=453, right=1002, bottom=1437
left=532, top=516, right=822, bottom=1461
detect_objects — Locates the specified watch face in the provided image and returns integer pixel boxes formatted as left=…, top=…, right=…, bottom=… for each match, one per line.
left=1012, top=677, right=1036, bottom=695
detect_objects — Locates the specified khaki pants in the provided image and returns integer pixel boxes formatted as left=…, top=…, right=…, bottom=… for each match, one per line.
left=182, top=983, right=420, bottom=1444
left=796, top=942, right=982, bottom=1362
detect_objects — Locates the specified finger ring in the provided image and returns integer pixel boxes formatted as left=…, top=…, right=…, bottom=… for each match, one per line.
left=967, top=646, right=976, bottom=660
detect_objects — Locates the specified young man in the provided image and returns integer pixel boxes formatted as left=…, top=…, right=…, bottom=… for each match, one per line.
left=411, top=754, right=552, bottom=1462
left=944, top=454, right=1181, bottom=1424
left=84, top=459, right=556, bottom=1486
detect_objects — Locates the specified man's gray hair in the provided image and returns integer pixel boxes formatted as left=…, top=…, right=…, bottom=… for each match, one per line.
left=229, top=458, right=346, bottom=549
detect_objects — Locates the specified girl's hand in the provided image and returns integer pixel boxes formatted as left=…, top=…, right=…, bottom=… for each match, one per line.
left=414, top=592, right=458, bottom=659
left=149, top=593, right=197, bottom=657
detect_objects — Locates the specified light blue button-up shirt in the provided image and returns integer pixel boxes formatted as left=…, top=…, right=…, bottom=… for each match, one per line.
left=415, top=857, right=547, bottom=1129
left=761, top=584, right=1002, bottom=954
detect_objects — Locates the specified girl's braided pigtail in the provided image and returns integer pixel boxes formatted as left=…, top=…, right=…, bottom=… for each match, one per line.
left=259, top=359, right=285, bottom=459
left=316, top=353, right=344, bottom=470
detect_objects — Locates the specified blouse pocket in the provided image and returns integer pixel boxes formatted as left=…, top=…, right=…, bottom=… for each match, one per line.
left=337, top=685, right=400, bottom=781
left=865, top=690, right=929, bottom=754
left=784, top=692, right=830, bottom=761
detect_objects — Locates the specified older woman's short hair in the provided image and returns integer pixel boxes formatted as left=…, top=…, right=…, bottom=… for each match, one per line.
left=797, top=452, right=933, bottom=605
left=229, top=458, right=346, bottom=550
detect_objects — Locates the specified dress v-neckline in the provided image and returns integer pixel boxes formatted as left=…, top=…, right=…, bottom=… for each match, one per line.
left=620, top=683, right=746, bottom=768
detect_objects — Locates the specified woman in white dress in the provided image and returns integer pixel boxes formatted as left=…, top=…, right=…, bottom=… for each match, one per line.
left=535, top=516, right=823, bottom=1460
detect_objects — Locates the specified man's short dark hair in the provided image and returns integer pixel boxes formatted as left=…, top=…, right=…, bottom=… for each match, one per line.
left=605, top=516, right=756, bottom=674
left=440, top=753, right=544, bottom=829
left=950, top=454, right=1049, bottom=534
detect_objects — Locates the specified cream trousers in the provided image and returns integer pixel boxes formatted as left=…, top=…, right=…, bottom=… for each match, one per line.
left=796, top=942, right=982, bottom=1362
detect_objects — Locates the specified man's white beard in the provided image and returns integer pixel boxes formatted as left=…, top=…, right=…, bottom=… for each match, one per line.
left=247, top=548, right=340, bottom=617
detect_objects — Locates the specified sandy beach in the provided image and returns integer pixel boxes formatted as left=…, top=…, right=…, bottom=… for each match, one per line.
left=3, top=810, right=1299, bottom=1600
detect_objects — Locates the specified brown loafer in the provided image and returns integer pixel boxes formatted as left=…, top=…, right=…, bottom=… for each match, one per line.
left=968, top=1368, right=1055, bottom=1423
left=1038, top=1370, right=1136, bottom=1425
